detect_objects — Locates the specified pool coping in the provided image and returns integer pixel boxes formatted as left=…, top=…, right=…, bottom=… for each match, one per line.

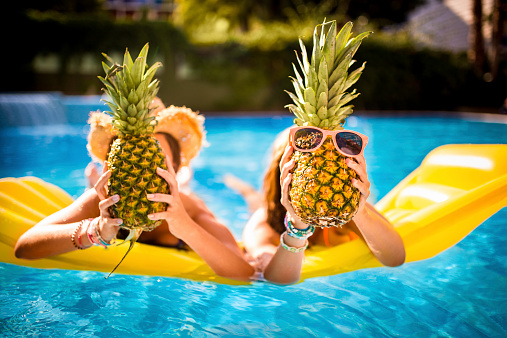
left=201, top=110, right=507, bottom=124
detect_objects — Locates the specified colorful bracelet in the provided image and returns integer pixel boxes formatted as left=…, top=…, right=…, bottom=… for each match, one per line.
left=94, top=219, right=113, bottom=247
left=86, top=218, right=101, bottom=246
left=71, top=221, right=85, bottom=250
left=285, top=214, right=315, bottom=240
left=77, top=226, right=84, bottom=248
left=280, top=232, right=308, bottom=253
left=88, top=218, right=115, bottom=248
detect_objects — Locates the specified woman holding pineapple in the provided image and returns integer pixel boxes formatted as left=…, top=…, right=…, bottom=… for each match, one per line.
left=15, top=44, right=255, bottom=281
left=239, top=21, right=405, bottom=284
left=14, top=105, right=255, bottom=281
left=241, top=128, right=405, bottom=285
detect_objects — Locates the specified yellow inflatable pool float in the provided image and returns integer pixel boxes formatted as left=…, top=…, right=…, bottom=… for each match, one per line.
left=1, top=144, right=506, bottom=284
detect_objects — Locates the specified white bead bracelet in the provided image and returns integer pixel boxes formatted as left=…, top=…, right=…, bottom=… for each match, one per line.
left=280, top=232, right=308, bottom=253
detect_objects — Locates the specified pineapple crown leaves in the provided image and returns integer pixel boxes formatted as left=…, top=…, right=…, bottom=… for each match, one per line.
left=285, top=20, right=372, bottom=130
left=98, top=43, right=163, bottom=136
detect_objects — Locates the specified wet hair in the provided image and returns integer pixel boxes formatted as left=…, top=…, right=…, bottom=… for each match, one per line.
left=263, top=129, right=290, bottom=234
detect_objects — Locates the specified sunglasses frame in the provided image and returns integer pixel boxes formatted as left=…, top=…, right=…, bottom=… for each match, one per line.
left=289, top=126, right=368, bottom=158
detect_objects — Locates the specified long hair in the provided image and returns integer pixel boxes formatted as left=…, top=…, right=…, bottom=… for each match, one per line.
left=264, top=128, right=290, bottom=234
left=155, top=132, right=182, bottom=172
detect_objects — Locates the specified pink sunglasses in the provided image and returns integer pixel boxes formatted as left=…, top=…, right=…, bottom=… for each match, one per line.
left=289, top=126, right=368, bottom=158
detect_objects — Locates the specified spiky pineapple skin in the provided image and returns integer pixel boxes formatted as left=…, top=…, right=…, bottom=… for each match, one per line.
left=107, top=135, right=169, bottom=230
left=289, top=137, right=360, bottom=227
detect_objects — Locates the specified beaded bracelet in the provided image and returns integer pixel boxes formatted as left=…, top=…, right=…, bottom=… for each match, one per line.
left=94, top=219, right=114, bottom=247
left=280, top=232, right=308, bottom=253
left=71, top=221, right=85, bottom=250
left=87, top=218, right=114, bottom=248
left=284, top=214, right=315, bottom=240
left=85, top=218, right=100, bottom=247
left=77, top=225, right=84, bottom=248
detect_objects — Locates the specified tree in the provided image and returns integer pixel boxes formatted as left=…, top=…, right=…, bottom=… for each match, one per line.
left=469, top=0, right=486, bottom=75
left=489, top=0, right=506, bottom=80
left=175, top=0, right=425, bottom=34
left=8, top=0, right=105, bottom=14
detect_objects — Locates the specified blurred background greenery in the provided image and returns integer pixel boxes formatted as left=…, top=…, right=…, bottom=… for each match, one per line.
left=1, top=0, right=506, bottom=112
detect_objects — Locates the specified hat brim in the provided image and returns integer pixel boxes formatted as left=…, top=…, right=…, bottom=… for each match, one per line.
left=154, top=106, right=206, bottom=167
left=87, top=105, right=206, bottom=167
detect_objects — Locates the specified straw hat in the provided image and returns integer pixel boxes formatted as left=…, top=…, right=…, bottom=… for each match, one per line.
left=87, top=100, right=206, bottom=167
left=154, top=105, right=206, bottom=167
left=87, top=111, right=116, bottom=163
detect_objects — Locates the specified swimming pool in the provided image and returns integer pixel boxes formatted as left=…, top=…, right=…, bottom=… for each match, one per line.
left=1, top=97, right=506, bottom=336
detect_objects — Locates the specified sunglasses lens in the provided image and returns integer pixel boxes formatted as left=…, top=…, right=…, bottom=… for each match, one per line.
left=294, top=128, right=323, bottom=150
left=335, top=132, right=363, bottom=155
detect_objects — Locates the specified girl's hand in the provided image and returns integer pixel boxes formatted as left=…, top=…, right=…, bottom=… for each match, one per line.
left=346, top=155, right=370, bottom=215
left=85, top=162, right=101, bottom=188
left=147, top=156, right=193, bottom=239
left=93, top=169, right=122, bottom=241
left=279, top=144, right=309, bottom=230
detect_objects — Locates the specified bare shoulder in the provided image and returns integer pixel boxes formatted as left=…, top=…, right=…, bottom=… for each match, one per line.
left=243, top=208, right=268, bottom=234
left=242, top=207, right=279, bottom=248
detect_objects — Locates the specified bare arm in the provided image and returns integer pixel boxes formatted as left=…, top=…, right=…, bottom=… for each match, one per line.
left=262, top=145, right=311, bottom=284
left=180, top=192, right=245, bottom=259
left=14, top=170, right=122, bottom=259
left=241, top=144, right=310, bottom=285
left=147, top=162, right=254, bottom=281
left=346, top=156, right=406, bottom=267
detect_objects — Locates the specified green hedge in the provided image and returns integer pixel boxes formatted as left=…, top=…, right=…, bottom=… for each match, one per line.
left=2, top=12, right=504, bottom=112
left=185, top=38, right=489, bottom=111
left=2, top=11, right=188, bottom=93
left=354, top=39, right=470, bottom=110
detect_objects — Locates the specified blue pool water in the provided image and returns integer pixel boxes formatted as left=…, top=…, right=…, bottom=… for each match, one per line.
left=1, top=97, right=507, bottom=336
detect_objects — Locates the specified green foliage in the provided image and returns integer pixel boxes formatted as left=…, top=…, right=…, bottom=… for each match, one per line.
left=22, top=11, right=187, bottom=57
left=354, top=35, right=471, bottom=110
left=184, top=41, right=301, bottom=110
left=9, top=0, right=105, bottom=14
left=175, top=0, right=425, bottom=40
left=184, top=31, right=477, bottom=111
left=2, top=9, right=503, bottom=112
left=0, top=10, right=187, bottom=93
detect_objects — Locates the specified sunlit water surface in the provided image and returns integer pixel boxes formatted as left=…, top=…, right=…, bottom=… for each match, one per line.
left=0, top=104, right=506, bottom=337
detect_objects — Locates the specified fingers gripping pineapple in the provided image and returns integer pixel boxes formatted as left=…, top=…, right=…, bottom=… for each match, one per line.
left=98, top=43, right=169, bottom=276
left=286, top=21, right=371, bottom=228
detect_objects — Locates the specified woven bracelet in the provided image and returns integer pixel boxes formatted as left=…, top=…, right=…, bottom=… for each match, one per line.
left=86, top=218, right=100, bottom=246
left=92, top=218, right=114, bottom=248
left=280, top=232, right=308, bottom=253
left=285, top=214, right=315, bottom=240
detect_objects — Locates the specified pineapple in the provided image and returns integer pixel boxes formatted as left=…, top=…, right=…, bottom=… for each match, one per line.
left=285, top=21, right=371, bottom=227
left=98, top=43, right=169, bottom=276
